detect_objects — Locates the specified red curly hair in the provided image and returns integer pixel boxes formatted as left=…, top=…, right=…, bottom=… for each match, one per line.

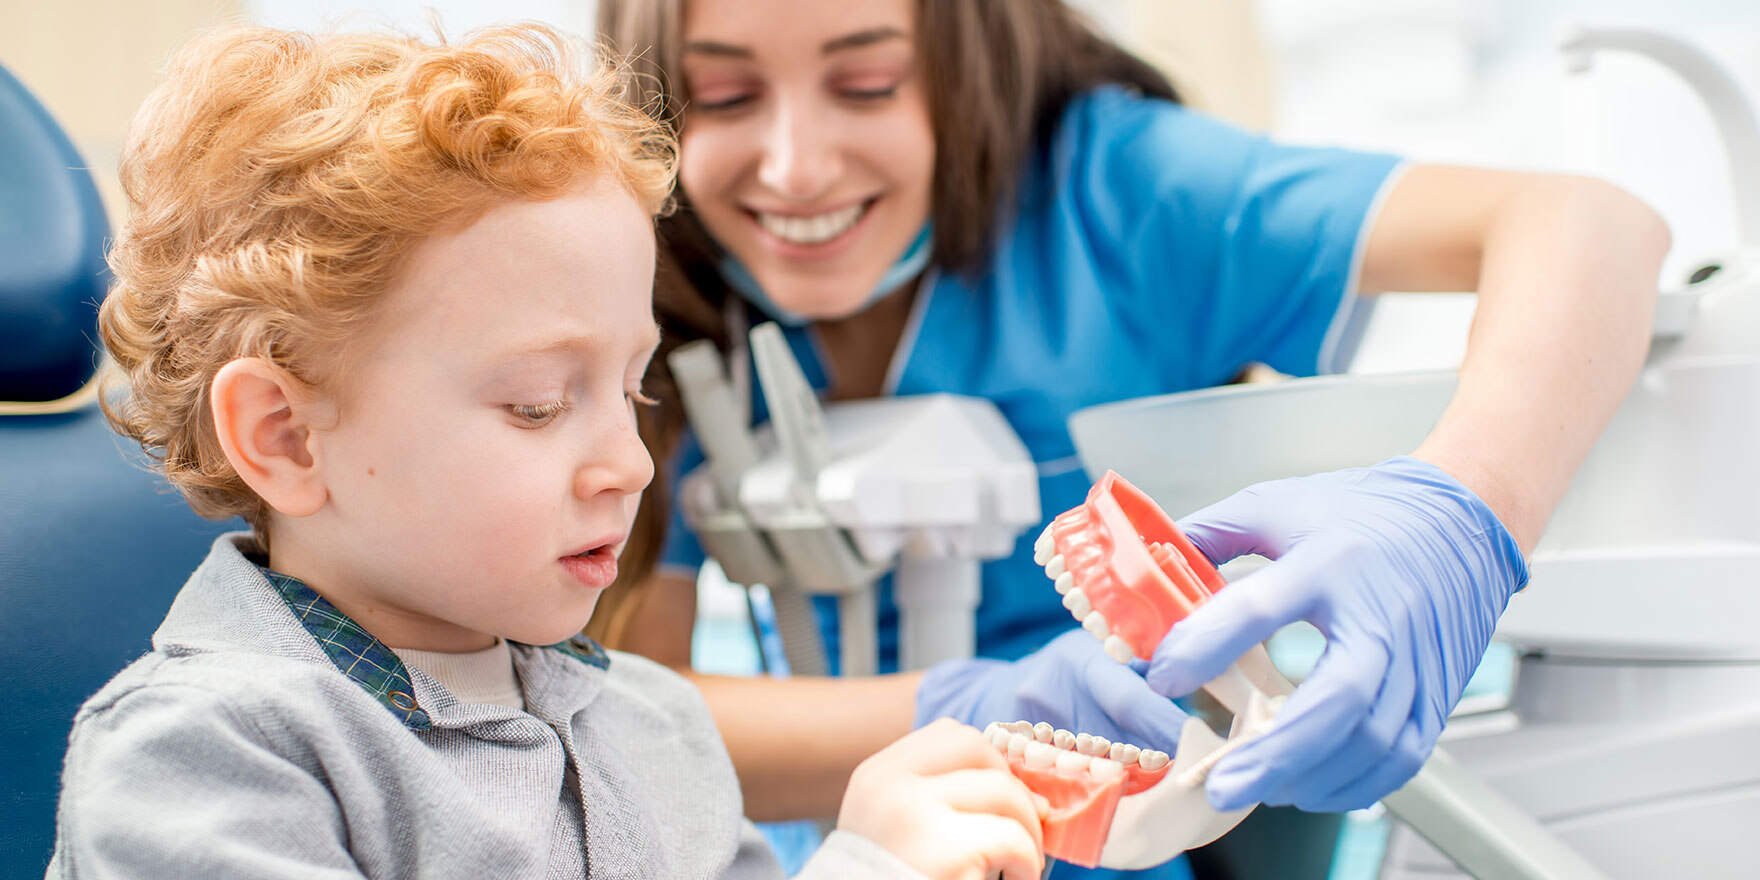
left=100, top=23, right=676, bottom=543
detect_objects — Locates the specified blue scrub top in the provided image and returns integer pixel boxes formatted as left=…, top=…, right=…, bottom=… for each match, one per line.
left=660, top=85, right=1401, bottom=878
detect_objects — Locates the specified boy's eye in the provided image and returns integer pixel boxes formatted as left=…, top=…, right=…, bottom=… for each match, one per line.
left=508, top=400, right=570, bottom=426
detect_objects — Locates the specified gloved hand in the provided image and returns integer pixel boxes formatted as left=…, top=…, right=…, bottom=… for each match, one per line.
left=1145, top=455, right=1528, bottom=814
left=915, top=628, right=1192, bottom=755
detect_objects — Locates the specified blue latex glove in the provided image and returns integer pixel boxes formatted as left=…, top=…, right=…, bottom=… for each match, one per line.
left=916, top=628, right=1192, bottom=755
left=1146, top=455, right=1528, bottom=814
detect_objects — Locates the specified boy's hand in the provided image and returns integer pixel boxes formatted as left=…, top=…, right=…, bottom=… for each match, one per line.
left=838, top=718, right=1049, bottom=880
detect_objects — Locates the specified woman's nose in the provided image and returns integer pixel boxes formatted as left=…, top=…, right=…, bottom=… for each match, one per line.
left=756, top=100, right=841, bottom=201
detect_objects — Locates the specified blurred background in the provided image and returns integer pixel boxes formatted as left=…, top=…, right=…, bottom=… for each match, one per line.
left=7, top=0, right=1757, bottom=375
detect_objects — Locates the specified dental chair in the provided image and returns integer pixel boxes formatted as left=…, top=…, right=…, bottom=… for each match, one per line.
left=0, top=62, right=240, bottom=875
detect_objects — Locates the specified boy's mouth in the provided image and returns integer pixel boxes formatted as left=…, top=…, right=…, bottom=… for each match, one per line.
left=559, top=537, right=623, bottom=589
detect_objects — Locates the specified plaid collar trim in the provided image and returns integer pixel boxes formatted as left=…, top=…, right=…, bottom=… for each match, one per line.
left=546, top=633, right=612, bottom=671
left=257, top=567, right=613, bottom=728
left=259, top=568, right=432, bottom=731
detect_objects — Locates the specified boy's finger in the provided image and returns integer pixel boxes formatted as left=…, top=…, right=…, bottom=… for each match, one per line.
left=962, top=814, right=1045, bottom=880
left=930, top=769, right=1044, bottom=852
left=889, top=720, right=1010, bottom=776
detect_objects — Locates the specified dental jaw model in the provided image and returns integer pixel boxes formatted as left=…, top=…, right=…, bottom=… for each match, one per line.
left=979, top=471, right=1287, bottom=870
left=1036, top=470, right=1292, bottom=711
left=1010, top=471, right=1610, bottom=878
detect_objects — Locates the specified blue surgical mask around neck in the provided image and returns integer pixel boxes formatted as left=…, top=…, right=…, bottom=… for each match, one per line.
left=718, top=224, right=934, bottom=327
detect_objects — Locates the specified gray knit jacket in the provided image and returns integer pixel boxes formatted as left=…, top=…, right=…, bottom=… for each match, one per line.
left=48, top=534, right=920, bottom=880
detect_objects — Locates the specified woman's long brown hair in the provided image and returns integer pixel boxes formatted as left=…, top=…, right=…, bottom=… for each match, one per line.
left=586, top=0, right=1178, bottom=648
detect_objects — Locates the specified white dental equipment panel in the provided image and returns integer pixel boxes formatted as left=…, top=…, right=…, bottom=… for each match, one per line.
left=672, top=323, right=1041, bottom=677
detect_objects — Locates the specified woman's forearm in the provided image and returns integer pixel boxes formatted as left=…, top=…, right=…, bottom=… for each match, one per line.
left=608, top=572, right=927, bottom=820
left=1412, top=176, right=1669, bottom=551
left=686, top=668, right=925, bottom=821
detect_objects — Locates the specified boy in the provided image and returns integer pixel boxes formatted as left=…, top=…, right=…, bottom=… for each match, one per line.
left=50, top=23, right=1044, bottom=880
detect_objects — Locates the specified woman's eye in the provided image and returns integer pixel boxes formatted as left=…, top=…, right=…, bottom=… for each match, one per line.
left=508, top=400, right=570, bottom=426
left=840, top=84, right=899, bottom=103
left=693, top=93, right=755, bottom=113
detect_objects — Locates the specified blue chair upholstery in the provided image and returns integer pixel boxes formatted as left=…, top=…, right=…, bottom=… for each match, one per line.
left=0, top=63, right=240, bottom=875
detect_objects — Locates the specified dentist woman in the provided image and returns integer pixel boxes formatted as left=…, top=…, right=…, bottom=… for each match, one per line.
left=592, top=1, right=1668, bottom=877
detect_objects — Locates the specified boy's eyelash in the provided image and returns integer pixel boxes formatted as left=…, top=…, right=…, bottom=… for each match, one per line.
left=510, top=392, right=653, bottom=425
left=509, top=400, right=570, bottom=425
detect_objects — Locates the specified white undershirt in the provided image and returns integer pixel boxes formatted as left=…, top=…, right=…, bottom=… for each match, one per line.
left=392, top=638, right=524, bottom=710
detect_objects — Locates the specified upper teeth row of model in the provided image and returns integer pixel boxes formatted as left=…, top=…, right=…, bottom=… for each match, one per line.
left=1034, top=524, right=1136, bottom=664
left=757, top=203, right=865, bottom=244
left=984, top=720, right=1171, bottom=774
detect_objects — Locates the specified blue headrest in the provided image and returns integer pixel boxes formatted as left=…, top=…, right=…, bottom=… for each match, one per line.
left=0, top=63, right=111, bottom=403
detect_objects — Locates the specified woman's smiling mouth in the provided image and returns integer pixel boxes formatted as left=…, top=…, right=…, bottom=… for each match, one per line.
left=754, top=201, right=868, bottom=244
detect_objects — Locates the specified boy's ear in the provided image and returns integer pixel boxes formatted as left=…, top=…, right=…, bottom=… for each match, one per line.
left=210, top=358, right=328, bottom=518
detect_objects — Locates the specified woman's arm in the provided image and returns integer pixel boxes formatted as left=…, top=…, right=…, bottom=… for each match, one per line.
left=1360, top=164, right=1670, bottom=549
left=618, top=572, right=921, bottom=820
left=619, top=572, right=1193, bottom=823
left=1145, top=163, right=1672, bottom=813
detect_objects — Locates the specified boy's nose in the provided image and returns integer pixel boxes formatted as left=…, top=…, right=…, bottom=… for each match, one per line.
left=576, top=405, right=655, bottom=502
left=756, top=101, right=841, bottom=201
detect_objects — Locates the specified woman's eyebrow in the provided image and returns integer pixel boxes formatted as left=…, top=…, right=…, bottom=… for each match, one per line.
left=820, top=26, right=906, bottom=55
left=682, top=40, right=751, bottom=58
left=682, top=26, right=907, bottom=59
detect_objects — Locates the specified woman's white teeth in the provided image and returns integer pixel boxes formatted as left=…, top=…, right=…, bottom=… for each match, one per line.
left=1007, top=733, right=1030, bottom=758
left=1033, top=722, right=1055, bottom=743
left=1053, top=729, right=1076, bottom=750
left=1110, top=742, right=1141, bottom=764
left=1140, top=750, right=1170, bottom=771
left=757, top=203, right=864, bottom=244
left=1104, top=635, right=1135, bottom=664
left=1054, top=572, right=1074, bottom=595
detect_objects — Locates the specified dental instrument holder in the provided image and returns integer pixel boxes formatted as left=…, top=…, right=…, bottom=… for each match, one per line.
left=1560, top=24, right=1760, bottom=351
left=672, top=323, right=1040, bottom=677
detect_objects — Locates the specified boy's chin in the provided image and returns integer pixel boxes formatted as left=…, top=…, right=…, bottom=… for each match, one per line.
left=514, top=604, right=601, bottom=647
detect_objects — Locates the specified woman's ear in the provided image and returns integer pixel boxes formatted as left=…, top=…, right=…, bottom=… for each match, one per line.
left=210, top=358, right=328, bottom=518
